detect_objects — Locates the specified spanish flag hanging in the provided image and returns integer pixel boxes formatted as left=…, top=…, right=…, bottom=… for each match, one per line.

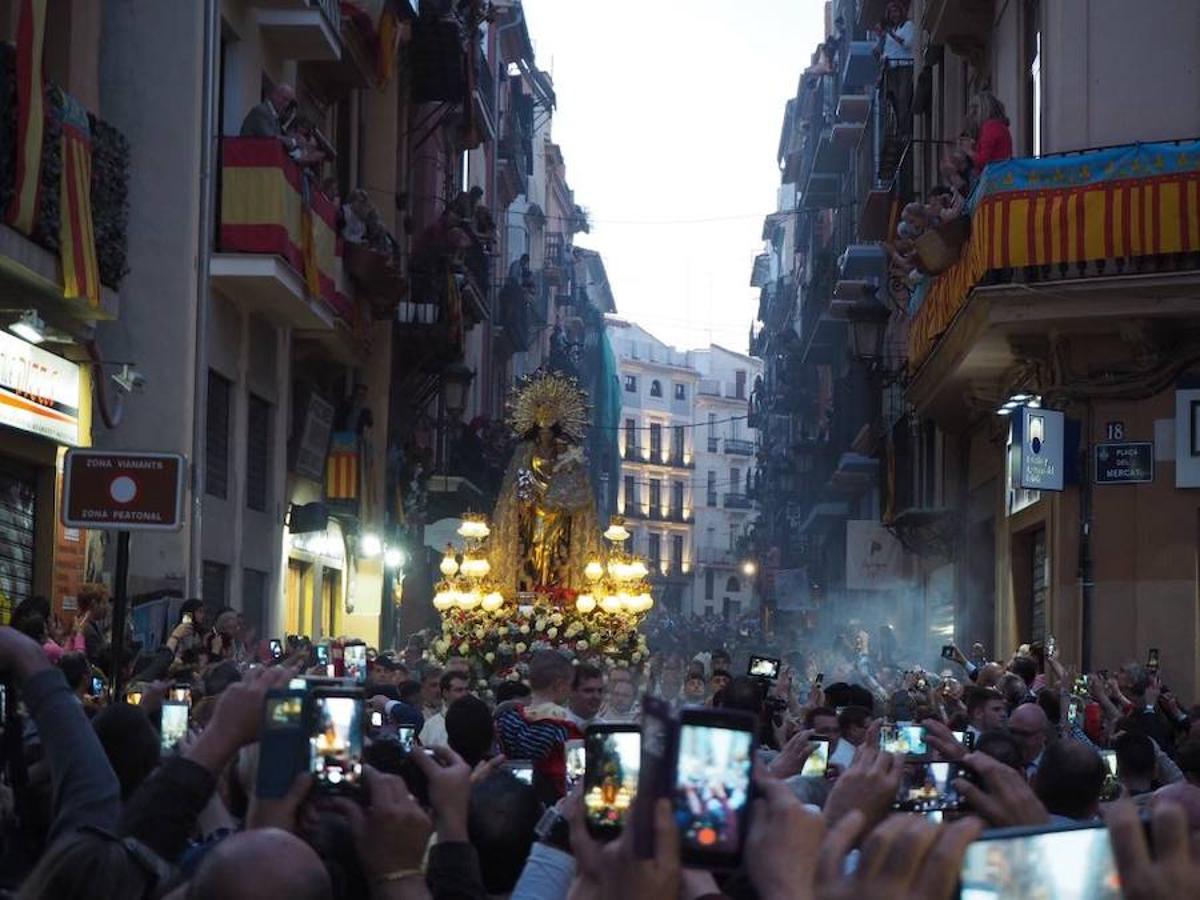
left=7, top=0, right=47, bottom=236
left=58, top=89, right=101, bottom=306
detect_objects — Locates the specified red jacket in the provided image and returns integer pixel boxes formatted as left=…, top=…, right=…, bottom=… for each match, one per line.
left=976, top=118, right=1013, bottom=169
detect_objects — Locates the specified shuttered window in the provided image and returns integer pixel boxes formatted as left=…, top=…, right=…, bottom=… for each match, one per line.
left=206, top=371, right=232, bottom=499
left=246, top=394, right=271, bottom=511
left=203, top=560, right=228, bottom=608
left=242, top=567, right=269, bottom=638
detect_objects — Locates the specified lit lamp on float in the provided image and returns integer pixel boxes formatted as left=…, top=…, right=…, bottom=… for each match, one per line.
left=578, top=517, right=655, bottom=615
left=432, top=513, right=503, bottom=613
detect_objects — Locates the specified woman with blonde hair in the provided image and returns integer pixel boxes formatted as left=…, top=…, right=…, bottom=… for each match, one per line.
left=968, top=91, right=1013, bottom=169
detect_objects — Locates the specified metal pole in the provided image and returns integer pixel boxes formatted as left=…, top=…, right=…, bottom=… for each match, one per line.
left=111, top=530, right=131, bottom=699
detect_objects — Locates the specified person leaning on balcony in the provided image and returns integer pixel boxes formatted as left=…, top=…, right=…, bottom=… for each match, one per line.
left=878, top=2, right=915, bottom=135
left=967, top=91, right=1014, bottom=170
left=240, top=83, right=324, bottom=168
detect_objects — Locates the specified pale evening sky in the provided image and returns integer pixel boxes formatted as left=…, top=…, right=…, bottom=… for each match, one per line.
left=518, top=0, right=825, bottom=353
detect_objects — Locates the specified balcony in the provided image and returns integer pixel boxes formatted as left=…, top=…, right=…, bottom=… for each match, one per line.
left=923, top=0, right=995, bottom=64
left=724, top=438, right=755, bottom=456
left=213, top=137, right=346, bottom=330
left=723, top=493, right=753, bottom=510
left=498, top=79, right=534, bottom=205
left=907, top=140, right=1200, bottom=422
left=496, top=279, right=532, bottom=353
left=0, top=58, right=129, bottom=323
left=472, top=48, right=497, bottom=142
left=458, top=229, right=492, bottom=323
left=624, top=507, right=694, bottom=525
left=696, top=547, right=735, bottom=566
left=256, top=0, right=341, bottom=61
left=854, top=73, right=913, bottom=243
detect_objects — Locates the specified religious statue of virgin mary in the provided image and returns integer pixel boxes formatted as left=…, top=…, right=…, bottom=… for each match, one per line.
left=488, top=370, right=601, bottom=595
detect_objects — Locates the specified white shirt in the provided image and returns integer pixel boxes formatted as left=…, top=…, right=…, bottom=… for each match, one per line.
left=883, top=20, right=916, bottom=62
left=566, top=709, right=596, bottom=731
left=419, top=711, right=447, bottom=747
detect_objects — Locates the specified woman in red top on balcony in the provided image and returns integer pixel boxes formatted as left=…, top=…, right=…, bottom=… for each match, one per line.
left=968, top=91, right=1014, bottom=170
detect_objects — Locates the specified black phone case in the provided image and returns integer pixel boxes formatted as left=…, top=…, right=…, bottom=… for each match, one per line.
left=633, top=697, right=678, bottom=860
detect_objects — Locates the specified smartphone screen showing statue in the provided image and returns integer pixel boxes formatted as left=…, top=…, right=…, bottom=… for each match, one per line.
left=673, top=708, right=756, bottom=869
left=565, top=739, right=586, bottom=790
left=160, top=700, right=189, bottom=753
left=747, top=655, right=780, bottom=679
left=309, top=691, right=364, bottom=792
left=584, top=724, right=641, bottom=840
left=800, top=737, right=829, bottom=777
left=344, top=644, right=368, bottom=684
left=959, top=823, right=1119, bottom=899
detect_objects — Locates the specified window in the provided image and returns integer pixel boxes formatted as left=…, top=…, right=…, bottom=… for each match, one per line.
left=647, top=532, right=661, bottom=566
left=648, top=479, right=662, bottom=512
left=671, top=425, right=685, bottom=461
left=704, top=568, right=715, bottom=600
left=706, top=471, right=717, bottom=506
left=623, top=474, right=637, bottom=511
left=671, top=534, right=684, bottom=571
left=246, top=394, right=271, bottom=511
left=206, top=371, right=232, bottom=499
left=673, top=383, right=686, bottom=401
left=730, top=467, right=740, bottom=492
left=726, top=576, right=741, bottom=593
left=624, top=374, right=637, bottom=393
left=203, top=560, right=228, bottom=607
left=242, top=567, right=269, bottom=638
left=1024, top=0, right=1042, bottom=157
left=649, top=423, right=662, bottom=460
left=671, top=481, right=684, bottom=516
left=735, top=370, right=747, bottom=400
left=707, top=413, right=717, bottom=452
left=624, top=418, right=637, bottom=457
left=650, top=379, right=663, bottom=398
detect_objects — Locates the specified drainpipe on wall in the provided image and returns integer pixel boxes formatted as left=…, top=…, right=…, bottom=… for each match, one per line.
left=189, top=0, right=220, bottom=598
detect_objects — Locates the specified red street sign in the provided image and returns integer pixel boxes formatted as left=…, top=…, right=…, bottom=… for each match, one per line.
left=62, top=450, right=187, bottom=531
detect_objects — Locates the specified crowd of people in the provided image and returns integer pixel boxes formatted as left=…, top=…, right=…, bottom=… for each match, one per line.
left=0, top=582, right=1197, bottom=899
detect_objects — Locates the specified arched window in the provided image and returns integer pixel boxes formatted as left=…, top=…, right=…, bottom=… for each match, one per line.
left=650, top=379, right=663, bottom=398
left=726, top=576, right=741, bottom=593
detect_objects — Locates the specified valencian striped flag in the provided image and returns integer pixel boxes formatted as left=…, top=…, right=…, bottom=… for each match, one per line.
left=7, top=0, right=47, bottom=236
left=58, top=89, right=101, bottom=306
left=325, top=432, right=360, bottom=502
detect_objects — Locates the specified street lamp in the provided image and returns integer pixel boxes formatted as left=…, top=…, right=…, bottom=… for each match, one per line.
left=741, top=560, right=758, bottom=577
left=441, top=362, right=475, bottom=420
left=845, top=294, right=890, bottom=366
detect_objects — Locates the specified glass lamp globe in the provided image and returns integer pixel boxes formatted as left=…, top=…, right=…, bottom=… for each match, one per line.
left=576, top=593, right=596, bottom=613
left=439, top=546, right=459, bottom=577
left=481, top=591, right=504, bottom=612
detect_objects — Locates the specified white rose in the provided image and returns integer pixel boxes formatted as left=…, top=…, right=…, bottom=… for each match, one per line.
left=535, top=618, right=546, bottom=632
left=485, top=652, right=496, bottom=663
left=550, top=613, right=563, bottom=626
left=547, top=627, right=558, bottom=639
left=458, top=641, right=470, bottom=655
left=576, top=640, right=589, bottom=651
left=519, top=624, right=530, bottom=634
left=516, top=642, right=527, bottom=654
left=474, top=626, right=485, bottom=640
left=435, top=639, right=450, bottom=656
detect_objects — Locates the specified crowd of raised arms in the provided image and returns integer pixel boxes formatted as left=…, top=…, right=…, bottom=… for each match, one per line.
left=0, top=585, right=1197, bottom=899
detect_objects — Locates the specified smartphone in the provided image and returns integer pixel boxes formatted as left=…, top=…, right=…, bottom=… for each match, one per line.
left=673, top=707, right=757, bottom=869
left=315, top=643, right=330, bottom=667
left=893, top=761, right=964, bottom=812
left=256, top=689, right=307, bottom=798
left=879, top=723, right=929, bottom=758
left=952, top=730, right=976, bottom=752
left=1066, top=696, right=1083, bottom=726
left=1147, top=647, right=1160, bottom=675
left=1100, top=749, right=1120, bottom=801
left=182, top=612, right=193, bottom=625
left=370, top=710, right=384, bottom=729
left=1045, top=634, right=1057, bottom=660
left=269, top=638, right=283, bottom=660
left=160, top=700, right=189, bottom=752
left=1073, top=675, right=1090, bottom=697
left=565, top=738, right=586, bottom=790
left=747, top=655, right=781, bottom=679
left=503, top=759, right=534, bottom=785
left=800, top=737, right=829, bottom=778
left=90, top=675, right=105, bottom=697
left=959, top=823, right=1118, bottom=898
left=309, top=689, right=364, bottom=792
left=344, top=644, right=368, bottom=684
left=940, top=644, right=956, bottom=661
left=396, top=724, right=416, bottom=752
left=584, top=724, right=641, bottom=840
left=814, top=672, right=824, bottom=688
left=634, top=696, right=678, bottom=860
left=170, top=685, right=191, bottom=705
left=125, top=688, right=144, bottom=706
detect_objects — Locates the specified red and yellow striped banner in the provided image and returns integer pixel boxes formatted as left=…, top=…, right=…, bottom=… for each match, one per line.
left=325, top=433, right=360, bottom=501
left=59, top=90, right=100, bottom=306
left=219, top=137, right=342, bottom=312
left=7, top=0, right=46, bottom=236
left=910, top=171, right=1200, bottom=370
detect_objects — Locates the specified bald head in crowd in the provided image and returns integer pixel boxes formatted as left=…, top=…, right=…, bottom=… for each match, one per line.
left=182, top=829, right=331, bottom=900
left=1009, top=703, right=1049, bottom=767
